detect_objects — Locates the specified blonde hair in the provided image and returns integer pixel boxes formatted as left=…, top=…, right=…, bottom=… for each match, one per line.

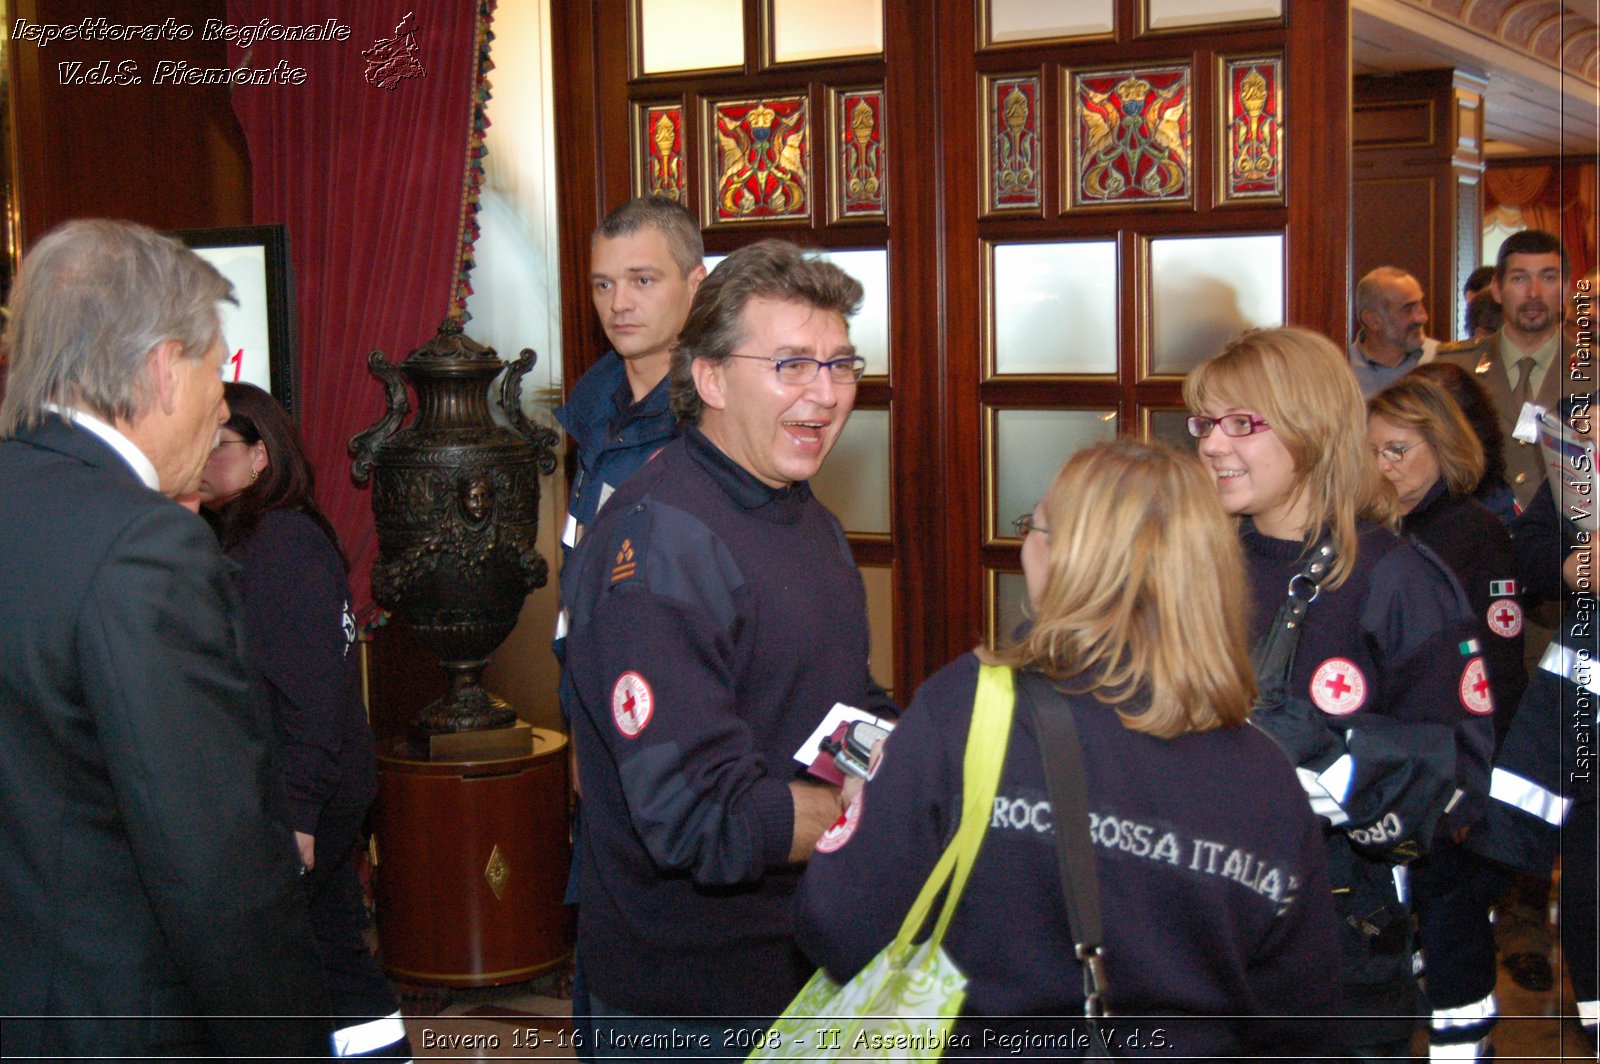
left=1368, top=375, right=1486, bottom=497
left=1183, top=327, right=1396, bottom=589
left=981, top=440, right=1257, bottom=738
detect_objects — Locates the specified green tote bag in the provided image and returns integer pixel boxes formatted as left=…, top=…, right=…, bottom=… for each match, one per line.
left=749, top=665, right=1015, bottom=1062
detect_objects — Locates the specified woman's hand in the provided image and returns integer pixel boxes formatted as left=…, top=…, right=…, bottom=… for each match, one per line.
left=295, top=831, right=315, bottom=872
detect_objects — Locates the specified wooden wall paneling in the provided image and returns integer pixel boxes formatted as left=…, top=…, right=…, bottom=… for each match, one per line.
left=552, top=0, right=613, bottom=395
left=1352, top=68, right=1483, bottom=346
left=1286, top=4, right=1350, bottom=342
left=7, top=0, right=250, bottom=251
left=876, top=0, right=944, bottom=689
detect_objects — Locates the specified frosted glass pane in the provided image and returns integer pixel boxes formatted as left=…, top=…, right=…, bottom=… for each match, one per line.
left=991, top=570, right=1028, bottom=647
left=1147, top=410, right=1197, bottom=454
left=993, top=408, right=1116, bottom=535
left=772, top=0, right=882, bottom=62
left=1147, top=0, right=1280, bottom=29
left=861, top=565, right=896, bottom=694
left=816, top=249, right=888, bottom=377
left=708, top=251, right=887, bottom=378
left=639, top=0, right=743, bottom=74
left=1150, top=234, right=1283, bottom=376
left=993, top=241, right=1117, bottom=375
left=811, top=408, right=891, bottom=535
left=989, top=0, right=1113, bottom=42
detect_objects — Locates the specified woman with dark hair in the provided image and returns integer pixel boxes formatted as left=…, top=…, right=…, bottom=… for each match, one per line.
left=198, top=382, right=409, bottom=1060
left=1409, top=361, right=1517, bottom=525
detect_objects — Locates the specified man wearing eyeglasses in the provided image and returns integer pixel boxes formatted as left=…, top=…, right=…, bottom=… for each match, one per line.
left=556, top=239, right=895, bottom=1051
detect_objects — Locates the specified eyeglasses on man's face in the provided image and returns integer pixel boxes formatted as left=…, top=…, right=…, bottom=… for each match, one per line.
left=1185, top=413, right=1270, bottom=439
left=727, top=353, right=867, bottom=385
left=1012, top=513, right=1048, bottom=537
left=1372, top=441, right=1422, bottom=464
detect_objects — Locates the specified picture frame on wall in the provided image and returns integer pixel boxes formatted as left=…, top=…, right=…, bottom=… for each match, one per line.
left=168, top=225, right=299, bottom=413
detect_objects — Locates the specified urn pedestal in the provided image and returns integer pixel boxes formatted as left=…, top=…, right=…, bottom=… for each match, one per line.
left=351, top=325, right=572, bottom=983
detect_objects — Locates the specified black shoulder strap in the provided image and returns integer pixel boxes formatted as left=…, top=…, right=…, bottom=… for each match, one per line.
left=1012, top=672, right=1110, bottom=1020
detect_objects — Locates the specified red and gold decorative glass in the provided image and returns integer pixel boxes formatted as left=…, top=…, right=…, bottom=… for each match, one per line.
left=1068, top=65, right=1191, bottom=208
left=641, top=104, right=688, bottom=204
left=1221, top=56, right=1283, bottom=203
left=985, top=75, right=1042, bottom=213
left=833, top=88, right=885, bottom=220
left=708, top=95, right=810, bottom=223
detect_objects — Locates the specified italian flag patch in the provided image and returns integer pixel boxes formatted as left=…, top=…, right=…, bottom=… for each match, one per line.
left=1489, top=579, right=1517, bottom=597
left=1459, top=638, right=1481, bottom=656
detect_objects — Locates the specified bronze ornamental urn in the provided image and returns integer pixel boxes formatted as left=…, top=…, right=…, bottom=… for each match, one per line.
left=350, top=322, right=558, bottom=744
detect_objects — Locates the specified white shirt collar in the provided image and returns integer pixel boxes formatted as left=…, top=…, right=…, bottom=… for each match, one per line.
left=44, top=403, right=161, bottom=491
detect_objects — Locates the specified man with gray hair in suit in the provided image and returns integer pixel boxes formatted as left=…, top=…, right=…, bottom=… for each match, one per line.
left=0, top=219, right=332, bottom=1059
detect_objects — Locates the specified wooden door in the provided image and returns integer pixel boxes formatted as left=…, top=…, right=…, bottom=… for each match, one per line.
left=552, top=0, right=1349, bottom=697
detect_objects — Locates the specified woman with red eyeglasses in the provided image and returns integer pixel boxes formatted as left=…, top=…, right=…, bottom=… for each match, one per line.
left=1185, top=327, right=1495, bottom=1062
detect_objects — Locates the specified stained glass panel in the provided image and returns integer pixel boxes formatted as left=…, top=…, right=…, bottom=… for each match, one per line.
left=709, top=95, right=810, bottom=223
left=1221, top=56, right=1283, bottom=203
left=1068, top=65, right=1191, bottom=208
left=984, top=75, right=1042, bottom=213
left=833, top=88, right=886, bottom=221
left=638, top=104, right=688, bottom=204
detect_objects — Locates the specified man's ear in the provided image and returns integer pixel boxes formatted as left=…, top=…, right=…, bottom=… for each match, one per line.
left=149, top=340, right=185, bottom=417
left=686, top=263, right=708, bottom=299
left=690, top=356, right=727, bottom=412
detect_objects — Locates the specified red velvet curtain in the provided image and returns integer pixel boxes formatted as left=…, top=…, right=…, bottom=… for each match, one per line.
left=1484, top=162, right=1598, bottom=284
left=226, top=0, right=489, bottom=618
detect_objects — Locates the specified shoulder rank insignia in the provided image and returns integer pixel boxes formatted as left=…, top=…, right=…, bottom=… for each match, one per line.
left=611, top=538, right=638, bottom=583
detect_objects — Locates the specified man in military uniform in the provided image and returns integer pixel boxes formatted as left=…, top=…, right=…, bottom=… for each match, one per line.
left=1435, top=229, right=1579, bottom=511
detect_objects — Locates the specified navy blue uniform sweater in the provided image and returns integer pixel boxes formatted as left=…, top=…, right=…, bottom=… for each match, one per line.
left=560, top=427, right=893, bottom=1017
left=1240, top=519, right=1490, bottom=994
left=797, top=654, right=1342, bottom=1058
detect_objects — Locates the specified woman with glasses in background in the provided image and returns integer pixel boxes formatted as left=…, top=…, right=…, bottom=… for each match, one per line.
left=1185, top=327, right=1494, bottom=1062
left=1365, top=373, right=1526, bottom=1062
left=198, top=383, right=410, bottom=1060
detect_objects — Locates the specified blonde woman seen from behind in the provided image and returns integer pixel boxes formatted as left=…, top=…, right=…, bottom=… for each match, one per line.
left=797, top=440, right=1342, bottom=1057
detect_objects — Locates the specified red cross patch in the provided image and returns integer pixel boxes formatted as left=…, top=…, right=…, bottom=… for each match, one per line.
left=610, top=672, right=654, bottom=737
left=1460, top=657, right=1493, bottom=715
left=1487, top=598, right=1522, bottom=638
left=815, top=792, right=863, bottom=854
left=1309, top=658, right=1367, bottom=715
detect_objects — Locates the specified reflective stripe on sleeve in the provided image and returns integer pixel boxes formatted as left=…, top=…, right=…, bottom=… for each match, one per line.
left=1539, top=640, right=1600, bottom=695
left=1428, top=1038, right=1492, bottom=1060
left=1488, top=767, right=1572, bottom=825
left=1317, top=753, right=1355, bottom=805
left=1430, top=991, right=1498, bottom=1031
left=332, top=1011, right=410, bottom=1058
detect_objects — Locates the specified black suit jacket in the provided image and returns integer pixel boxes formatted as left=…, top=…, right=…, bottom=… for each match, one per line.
left=0, top=418, right=331, bottom=1058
